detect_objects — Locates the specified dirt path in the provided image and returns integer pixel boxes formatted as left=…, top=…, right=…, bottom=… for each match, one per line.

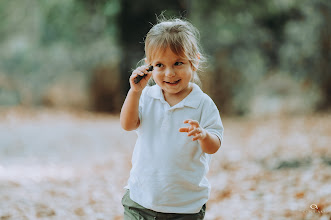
left=0, top=108, right=330, bottom=219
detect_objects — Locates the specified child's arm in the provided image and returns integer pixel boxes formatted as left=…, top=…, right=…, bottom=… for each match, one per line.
left=120, top=89, right=142, bottom=131
left=120, top=65, right=152, bottom=131
left=179, top=120, right=221, bottom=154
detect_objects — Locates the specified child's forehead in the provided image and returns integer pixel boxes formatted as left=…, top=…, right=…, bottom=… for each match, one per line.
left=150, top=46, right=187, bottom=62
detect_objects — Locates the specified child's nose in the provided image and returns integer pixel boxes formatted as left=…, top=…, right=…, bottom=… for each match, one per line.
left=165, top=68, right=175, bottom=77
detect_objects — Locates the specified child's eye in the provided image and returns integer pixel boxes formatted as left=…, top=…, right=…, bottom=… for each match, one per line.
left=155, top=63, right=163, bottom=68
left=175, top=62, right=183, bottom=66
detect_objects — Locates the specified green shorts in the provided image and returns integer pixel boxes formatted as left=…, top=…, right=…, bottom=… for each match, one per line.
left=121, top=190, right=206, bottom=220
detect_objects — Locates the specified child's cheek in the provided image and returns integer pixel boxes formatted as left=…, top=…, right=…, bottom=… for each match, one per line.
left=152, top=71, right=159, bottom=78
left=152, top=71, right=165, bottom=85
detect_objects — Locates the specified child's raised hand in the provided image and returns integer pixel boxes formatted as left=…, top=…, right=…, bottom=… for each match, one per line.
left=130, top=65, right=153, bottom=92
left=179, top=120, right=207, bottom=141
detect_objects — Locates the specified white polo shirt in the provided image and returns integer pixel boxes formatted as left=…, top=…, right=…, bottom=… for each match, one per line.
left=126, top=83, right=224, bottom=214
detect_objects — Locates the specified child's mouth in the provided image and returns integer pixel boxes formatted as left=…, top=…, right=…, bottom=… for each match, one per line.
left=165, top=79, right=181, bottom=85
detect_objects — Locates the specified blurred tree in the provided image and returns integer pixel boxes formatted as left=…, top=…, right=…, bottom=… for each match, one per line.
left=317, top=1, right=331, bottom=109
left=0, top=0, right=121, bottom=109
left=256, top=7, right=303, bottom=68
left=191, top=0, right=330, bottom=114
left=0, top=0, right=330, bottom=114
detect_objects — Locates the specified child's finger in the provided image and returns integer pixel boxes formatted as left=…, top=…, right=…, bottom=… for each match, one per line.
left=179, top=127, right=189, bottom=132
left=130, top=65, right=153, bottom=87
left=132, top=66, right=148, bottom=78
left=192, top=135, right=201, bottom=141
left=135, top=66, right=152, bottom=82
left=192, top=133, right=203, bottom=141
left=187, top=127, right=201, bottom=136
left=137, top=65, right=152, bottom=74
left=144, top=71, right=152, bottom=79
left=185, top=120, right=199, bottom=127
left=130, top=72, right=138, bottom=80
left=133, top=69, right=146, bottom=77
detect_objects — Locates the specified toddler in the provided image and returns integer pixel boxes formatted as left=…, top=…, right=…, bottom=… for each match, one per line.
left=120, top=17, right=224, bottom=220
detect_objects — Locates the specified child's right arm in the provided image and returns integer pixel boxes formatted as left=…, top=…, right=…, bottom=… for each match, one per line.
left=120, top=65, right=152, bottom=131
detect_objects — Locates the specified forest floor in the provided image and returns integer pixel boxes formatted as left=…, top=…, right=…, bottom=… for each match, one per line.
left=0, top=108, right=330, bottom=220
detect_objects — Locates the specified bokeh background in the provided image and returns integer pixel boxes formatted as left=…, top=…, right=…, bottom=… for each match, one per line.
left=0, top=0, right=330, bottom=219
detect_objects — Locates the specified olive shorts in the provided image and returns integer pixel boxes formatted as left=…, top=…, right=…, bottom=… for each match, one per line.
left=121, top=190, right=206, bottom=220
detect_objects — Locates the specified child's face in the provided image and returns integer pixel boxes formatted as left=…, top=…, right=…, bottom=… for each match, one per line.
left=149, top=47, right=194, bottom=99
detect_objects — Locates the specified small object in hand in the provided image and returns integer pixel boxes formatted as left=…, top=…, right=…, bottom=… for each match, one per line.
left=134, top=65, right=153, bottom=84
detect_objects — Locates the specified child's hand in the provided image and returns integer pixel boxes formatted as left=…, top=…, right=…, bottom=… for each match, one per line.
left=130, top=65, right=153, bottom=92
left=179, top=120, right=207, bottom=141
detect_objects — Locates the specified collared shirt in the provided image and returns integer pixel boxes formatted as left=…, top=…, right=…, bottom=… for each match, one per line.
left=126, top=83, right=224, bottom=214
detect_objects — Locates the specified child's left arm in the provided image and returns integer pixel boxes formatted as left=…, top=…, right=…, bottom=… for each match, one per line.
left=179, top=120, right=221, bottom=154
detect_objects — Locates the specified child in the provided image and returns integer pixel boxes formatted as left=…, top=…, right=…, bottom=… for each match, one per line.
left=120, top=17, right=224, bottom=219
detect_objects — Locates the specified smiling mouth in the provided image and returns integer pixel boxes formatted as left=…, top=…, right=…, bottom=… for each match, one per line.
left=165, top=79, right=181, bottom=85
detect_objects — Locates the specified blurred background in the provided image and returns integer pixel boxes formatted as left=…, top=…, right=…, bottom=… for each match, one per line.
left=0, top=0, right=331, bottom=219
left=0, top=0, right=330, bottom=115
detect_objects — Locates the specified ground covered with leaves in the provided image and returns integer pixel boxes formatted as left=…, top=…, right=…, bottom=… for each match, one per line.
left=0, top=108, right=330, bottom=220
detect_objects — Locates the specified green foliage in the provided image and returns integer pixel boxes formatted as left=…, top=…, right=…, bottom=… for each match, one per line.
left=0, top=0, right=121, bottom=107
left=191, top=0, right=330, bottom=114
left=0, top=0, right=329, bottom=113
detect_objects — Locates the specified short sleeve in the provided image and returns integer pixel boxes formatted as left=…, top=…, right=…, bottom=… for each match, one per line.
left=200, top=97, right=224, bottom=144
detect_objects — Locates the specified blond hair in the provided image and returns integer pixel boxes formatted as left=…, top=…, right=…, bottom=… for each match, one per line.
left=144, top=17, right=205, bottom=86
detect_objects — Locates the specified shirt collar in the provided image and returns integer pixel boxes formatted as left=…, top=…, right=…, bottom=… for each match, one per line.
left=146, top=83, right=203, bottom=109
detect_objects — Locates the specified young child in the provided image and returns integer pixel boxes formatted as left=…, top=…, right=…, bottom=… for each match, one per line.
left=120, top=17, right=224, bottom=219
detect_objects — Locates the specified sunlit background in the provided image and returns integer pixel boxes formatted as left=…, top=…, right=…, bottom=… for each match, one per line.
left=0, top=0, right=330, bottom=219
